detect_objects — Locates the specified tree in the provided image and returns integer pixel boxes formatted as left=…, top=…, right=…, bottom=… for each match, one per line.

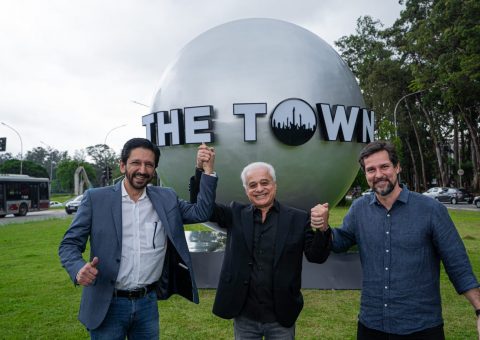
left=334, top=1, right=480, bottom=191
left=86, top=144, right=119, bottom=186
left=0, top=159, right=49, bottom=178
left=56, top=160, right=96, bottom=193
left=25, top=146, right=69, bottom=179
left=393, top=0, right=480, bottom=189
left=0, top=152, right=13, bottom=165
left=86, top=144, right=118, bottom=166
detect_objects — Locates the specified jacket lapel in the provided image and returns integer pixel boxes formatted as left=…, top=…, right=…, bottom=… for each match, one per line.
left=241, top=205, right=255, bottom=254
left=146, top=187, right=171, bottom=239
left=112, top=182, right=123, bottom=247
left=274, top=203, right=292, bottom=267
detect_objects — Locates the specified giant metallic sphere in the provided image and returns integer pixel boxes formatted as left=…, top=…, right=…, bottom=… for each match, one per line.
left=152, top=18, right=366, bottom=210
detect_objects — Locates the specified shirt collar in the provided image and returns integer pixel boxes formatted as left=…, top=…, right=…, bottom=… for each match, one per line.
left=253, top=199, right=280, bottom=213
left=121, top=179, right=147, bottom=200
left=369, top=184, right=409, bottom=206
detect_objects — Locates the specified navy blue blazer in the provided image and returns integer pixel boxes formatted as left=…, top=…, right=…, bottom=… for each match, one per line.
left=59, top=174, right=217, bottom=330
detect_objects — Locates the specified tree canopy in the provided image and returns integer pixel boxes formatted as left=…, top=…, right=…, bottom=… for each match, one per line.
left=0, top=160, right=49, bottom=178
left=335, top=0, right=480, bottom=191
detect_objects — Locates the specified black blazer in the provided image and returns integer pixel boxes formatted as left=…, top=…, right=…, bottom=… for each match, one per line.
left=190, top=170, right=330, bottom=327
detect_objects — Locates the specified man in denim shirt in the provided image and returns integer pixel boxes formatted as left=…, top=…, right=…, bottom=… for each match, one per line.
left=311, top=141, right=480, bottom=339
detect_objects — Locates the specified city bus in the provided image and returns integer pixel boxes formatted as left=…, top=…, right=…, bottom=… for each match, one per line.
left=0, top=174, right=50, bottom=217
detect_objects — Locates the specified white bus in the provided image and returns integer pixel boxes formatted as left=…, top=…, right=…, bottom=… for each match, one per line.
left=0, top=174, right=50, bottom=217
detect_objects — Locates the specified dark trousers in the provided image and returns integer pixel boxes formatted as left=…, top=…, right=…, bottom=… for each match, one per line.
left=357, top=321, right=445, bottom=340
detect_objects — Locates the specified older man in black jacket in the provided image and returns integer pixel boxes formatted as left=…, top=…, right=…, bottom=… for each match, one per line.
left=192, top=144, right=330, bottom=339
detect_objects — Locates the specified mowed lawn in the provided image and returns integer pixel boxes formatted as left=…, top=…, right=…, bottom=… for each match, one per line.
left=0, top=207, right=479, bottom=339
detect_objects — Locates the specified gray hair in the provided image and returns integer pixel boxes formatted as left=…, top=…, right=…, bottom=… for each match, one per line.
left=240, top=162, right=276, bottom=188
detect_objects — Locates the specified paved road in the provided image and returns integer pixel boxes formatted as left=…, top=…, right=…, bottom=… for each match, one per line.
left=0, top=209, right=72, bottom=226
left=0, top=202, right=477, bottom=227
left=444, top=203, right=480, bottom=212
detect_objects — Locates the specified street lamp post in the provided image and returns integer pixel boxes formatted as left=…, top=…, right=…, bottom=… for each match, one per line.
left=104, top=124, right=126, bottom=185
left=1, top=122, right=23, bottom=174
left=393, top=90, right=425, bottom=138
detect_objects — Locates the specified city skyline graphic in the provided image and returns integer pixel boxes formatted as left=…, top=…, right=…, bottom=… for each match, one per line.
left=270, top=99, right=317, bottom=146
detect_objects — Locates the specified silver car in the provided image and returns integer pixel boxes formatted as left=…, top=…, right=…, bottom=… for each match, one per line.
left=422, top=187, right=444, bottom=199
left=65, top=195, right=83, bottom=214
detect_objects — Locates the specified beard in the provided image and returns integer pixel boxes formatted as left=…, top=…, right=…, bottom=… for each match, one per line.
left=125, top=171, right=152, bottom=190
left=372, top=176, right=398, bottom=197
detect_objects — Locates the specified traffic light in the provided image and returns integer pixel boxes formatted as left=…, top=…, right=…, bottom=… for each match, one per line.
left=107, top=167, right=112, bottom=180
left=102, top=167, right=108, bottom=186
left=0, top=137, right=6, bottom=152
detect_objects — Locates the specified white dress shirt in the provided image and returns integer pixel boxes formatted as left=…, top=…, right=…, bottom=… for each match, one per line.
left=115, top=180, right=167, bottom=290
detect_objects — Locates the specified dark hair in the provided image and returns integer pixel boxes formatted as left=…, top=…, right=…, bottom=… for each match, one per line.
left=358, top=141, right=398, bottom=171
left=121, top=138, right=161, bottom=167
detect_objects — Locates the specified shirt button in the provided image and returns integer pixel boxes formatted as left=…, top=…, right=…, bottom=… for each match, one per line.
left=386, top=231, right=390, bottom=235
left=386, top=249, right=389, bottom=253
left=385, top=286, right=388, bottom=289
left=384, top=304, right=388, bottom=307
left=385, top=267, right=389, bottom=271
left=243, top=280, right=249, bottom=285
left=387, top=214, right=390, bottom=217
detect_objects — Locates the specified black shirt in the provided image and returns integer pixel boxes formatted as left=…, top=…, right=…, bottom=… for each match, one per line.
left=241, top=201, right=279, bottom=323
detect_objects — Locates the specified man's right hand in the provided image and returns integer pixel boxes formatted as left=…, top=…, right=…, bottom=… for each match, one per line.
left=196, top=143, right=215, bottom=175
left=76, top=257, right=99, bottom=286
left=311, top=203, right=329, bottom=232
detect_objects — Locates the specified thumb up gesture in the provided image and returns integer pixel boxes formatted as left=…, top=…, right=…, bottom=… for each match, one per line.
left=76, top=257, right=99, bottom=286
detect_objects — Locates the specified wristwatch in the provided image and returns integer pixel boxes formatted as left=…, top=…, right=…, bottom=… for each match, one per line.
left=476, top=309, right=480, bottom=318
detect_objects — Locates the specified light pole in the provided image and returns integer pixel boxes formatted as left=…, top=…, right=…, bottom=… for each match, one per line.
left=393, top=90, right=425, bottom=138
left=40, top=141, right=54, bottom=180
left=131, top=100, right=150, bottom=108
left=104, top=124, right=127, bottom=146
left=1, top=122, right=23, bottom=174
left=104, top=124, right=126, bottom=185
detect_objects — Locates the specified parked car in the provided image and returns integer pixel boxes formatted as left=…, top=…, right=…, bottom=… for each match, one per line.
left=49, top=201, right=63, bottom=208
left=435, top=188, right=473, bottom=204
left=65, top=195, right=83, bottom=214
left=345, top=187, right=362, bottom=201
left=362, top=188, right=373, bottom=196
left=474, top=196, right=480, bottom=208
left=422, top=187, right=444, bottom=199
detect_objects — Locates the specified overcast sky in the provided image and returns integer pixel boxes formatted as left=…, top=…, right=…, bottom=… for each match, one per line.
left=0, top=0, right=403, bottom=158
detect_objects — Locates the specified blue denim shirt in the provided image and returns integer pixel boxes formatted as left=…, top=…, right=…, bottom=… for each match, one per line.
left=332, top=186, right=479, bottom=335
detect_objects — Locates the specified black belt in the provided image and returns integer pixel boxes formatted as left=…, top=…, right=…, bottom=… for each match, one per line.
left=114, top=283, right=156, bottom=299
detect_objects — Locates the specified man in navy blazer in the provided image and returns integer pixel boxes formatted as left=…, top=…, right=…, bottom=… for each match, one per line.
left=59, top=138, right=217, bottom=339
left=192, top=147, right=330, bottom=339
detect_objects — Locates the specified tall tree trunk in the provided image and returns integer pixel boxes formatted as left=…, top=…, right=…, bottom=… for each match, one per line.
left=453, top=114, right=459, bottom=171
left=419, top=102, right=447, bottom=186
left=406, top=139, right=419, bottom=192
left=405, top=101, right=427, bottom=191
left=458, top=106, right=480, bottom=191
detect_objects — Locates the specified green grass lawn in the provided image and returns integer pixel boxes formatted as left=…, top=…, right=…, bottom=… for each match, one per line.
left=0, top=208, right=478, bottom=339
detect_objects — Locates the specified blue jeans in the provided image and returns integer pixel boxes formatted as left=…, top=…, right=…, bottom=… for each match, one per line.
left=234, top=315, right=295, bottom=340
left=90, top=290, right=159, bottom=340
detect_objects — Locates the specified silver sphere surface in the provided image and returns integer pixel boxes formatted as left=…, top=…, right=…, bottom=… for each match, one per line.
left=152, top=18, right=366, bottom=209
